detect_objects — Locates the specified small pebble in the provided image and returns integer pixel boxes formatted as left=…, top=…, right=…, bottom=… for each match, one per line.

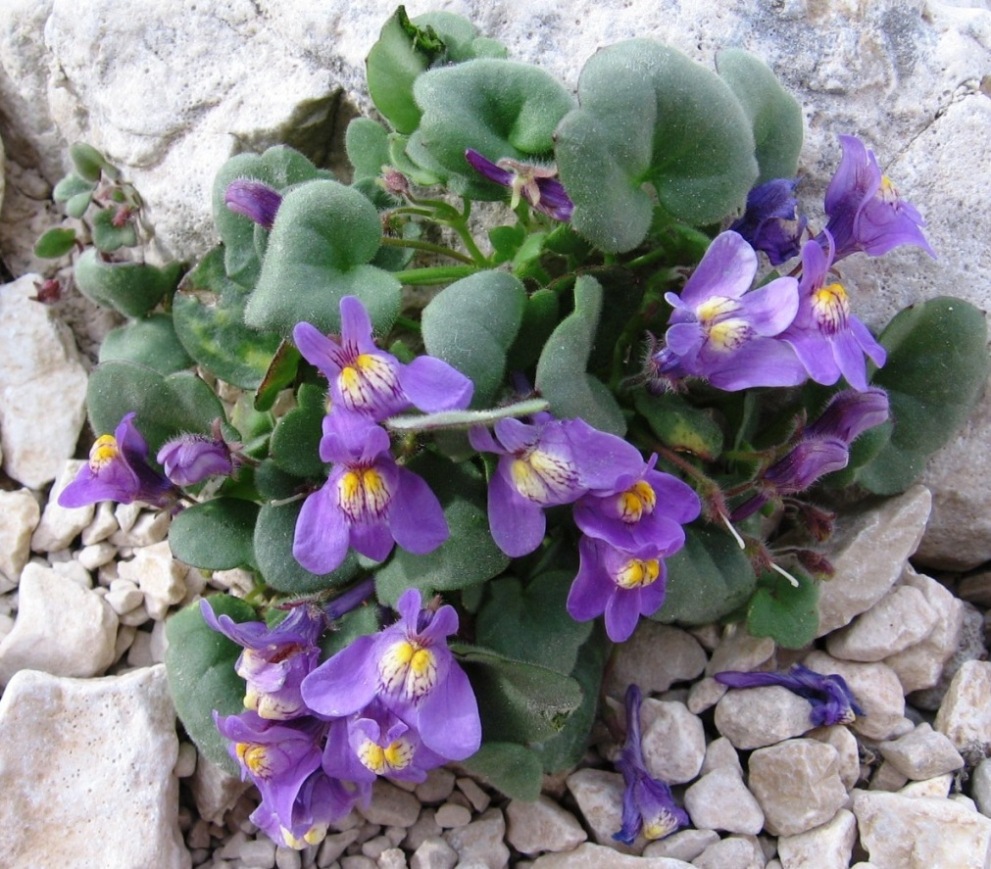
left=435, top=804, right=472, bottom=829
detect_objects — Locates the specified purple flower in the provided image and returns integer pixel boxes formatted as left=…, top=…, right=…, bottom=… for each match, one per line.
left=613, top=685, right=689, bottom=844
left=729, top=178, right=807, bottom=265
left=573, top=454, right=700, bottom=553
left=293, top=297, right=473, bottom=422
left=321, top=699, right=446, bottom=785
left=200, top=599, right=327, bottom=720
left=468, top=415, right=646, bottom=558
left=659, top=231, right=807, bottom=391
left=731, top=388, right=889, bottom=520
left=251, top=771, right=358, bottom=850
left=301, top=588, right=481, bottom=762
left=225, top=179, right=283, bottom=230
left=157, top=431, right=235, bottom=487
left=292, top=414, right=448, bottom=574
left=465, top=149, right=574, bottom=221
left=820, top=134, right=935, bottom=261
left=568, top=538, right=671, bottom=642
left=58, top=412, right=174, bottom=509
left=714, top=663, right=865, bottom=726
left=781, top=232, right=886, bottom=391
left=215, top=711, right=327, bottom=828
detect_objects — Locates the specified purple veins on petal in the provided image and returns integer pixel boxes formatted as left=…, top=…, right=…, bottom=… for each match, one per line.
left=714, top=663, right=865, bottom=726
left=613, top=685, right=689, bottom=844
left=58, top=412, right=174, bottom=509
left=225, top=179, right=283, bottom=231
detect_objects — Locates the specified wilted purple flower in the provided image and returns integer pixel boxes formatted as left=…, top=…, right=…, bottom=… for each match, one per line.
left=292, top=414, right=448, bottom=574
left=157, top=429, right=235, bottom=487
left=613, top=685, right=689, bottom=844
left=731, top=388, right=889, bottom=520
left=573, top=454, right=700, bottom=553
left=225, top=179, right=283, bottom=230
left=301, top=588, right=481, bottom=762
left=714, top=663, right=865, bottom=726
left=782, top=232, right=886, bottom=391
left=58, top=412, right=174, bottom=509
left=465, top=149, right=574, bottom=221
left=568, top=538, right=671, bottom=642
left=322, top=699, right=447, bottom=785
left=468, top=414, right=645, bottom=558
left=200, top=585, right=380, bottom=720
left=819, top=134, right=935, bottom=261
left=215, top=711, right=327, bottom=831
left=251, top=771, right=358, bottom=850
left=293, top=296, right=473, bottom=422
left=659, top=231, right=807, bottom=391
left=729, top=178, right=807, bottom=265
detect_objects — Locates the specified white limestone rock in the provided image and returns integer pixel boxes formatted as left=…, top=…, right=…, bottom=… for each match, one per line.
left=853, top=789, right=991, bottom=869
left=713, top=685, right=813, bottom=750
left=643, top=828, right=719, bottom=862
left=884, top=566, right=965, bottom=694
left=878, top=723, right=965, bottom=781
left=803, top=651, right=908, bottom=741
left=816, top=485, right=932, bottom=637
left=442, top=807, right=510, bottom=869
left=531, top=843, right=692, bottom=868
left=934, top=659, right=991, bottom=755
left=0, top=665, right=189, bottom=869
left=505, top=796, right=587, bottom=855
left=692, top=835, right=765, bottom=869
left=747, top=739, right=847, bottom=837
left=0, top=561, right=117, bottom=685
left=705, top=626, right=776, bottom=677
left=604, top=621, right=707, bottom=699
left=684, top=766, right=765, bottom=836
left=566, top=768, right=630, bottom=852
left=117, top=539, right=188, bottom=620
left=776, top=809, right=857, bottom=869
left=826, top=584, right=938, bottom=662
left=31, top=459, right=94, bottom=553
left=0, top=487, right=39, bottom=586
left=699, top=735, right=743, bottom=777
left=639, top=699, right=706, bottom=784
left=971, top=757, right=991, bottom=818
left=808, top=724, right=861, bottom=792
left=0, top=274, right=88, bottom=489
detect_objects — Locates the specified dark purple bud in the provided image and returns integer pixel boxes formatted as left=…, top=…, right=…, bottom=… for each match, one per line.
left=157, top=432, right=235, bottom=487
left=805, top=387, right=890, bottom=443
left=730, top=178, right=807, bottom=265
left=763, top=437, right=850, bottom=495
left=225, top=179, right=283, bottom=230
left=464, top=149, right=574, bottom=222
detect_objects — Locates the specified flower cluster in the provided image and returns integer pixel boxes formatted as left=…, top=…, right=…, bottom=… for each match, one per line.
left=291, top=296, right=473, bottom=574
left=205, top=587, right=480, bottom=849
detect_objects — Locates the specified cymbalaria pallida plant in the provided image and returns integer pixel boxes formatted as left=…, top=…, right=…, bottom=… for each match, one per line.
left=36, top=5, right=989, bottom=849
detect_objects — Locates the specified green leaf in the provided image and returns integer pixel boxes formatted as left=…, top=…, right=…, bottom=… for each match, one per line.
left=346, top=117, right=393, bottom=181
left=374, top=455, right=509, bottom=603
left=475, top=573, right=592, bottom=675
left=857, top=297, right=990, bottom=494
left=91, top=207, right=138, bottom=252
left=33, top=227, right=77, bottom=259
left=74, top=249, right=183, bottom=317
left=65, top=190, right=94, bottom=219
left=421, top=271, right=526, bottom=407
left=411, top=59, right=575, bottom=198
left=269, top=382, right=327, bottom=479
left=454, top=643, right=584, bottom=744
left=746, top=567, right=819, bottom=649
left=87, top=362, right=226, bottom=455
left=173, top=248, right=281, bottom=389
left=99, top=314, right=194, bottom=375
left=460, top=742, right=543, bottom=801
left=506, top=289, right=560, bottom=371
left=556, top=39, right=758, bottom=252
left=245, top=179, right=401, bottom=338
left=253, top=340, right=302, bottom=412
left=212, top=145, right=330, bottom=288
left=655, top=523, right=756, bottom=625
left=634, top=390, right=724, bottom=460
left=165, top=595, right=256, bottom=775
left=169, top=499, right=259, bottom=571
left=69, top=142, right=116, bottom=183
left=716, top=48, right=803, bottom=183
left=53, top=173, right=95, bottom=203
left=535, top=275, right=626, bottom=435
left=253, top=500, right=360, bottom=594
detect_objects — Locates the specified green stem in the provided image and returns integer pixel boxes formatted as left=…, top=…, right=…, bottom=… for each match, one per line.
left=379, top=236, right=474, bottom=264
left=393, top=265, right=479, bottom=286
